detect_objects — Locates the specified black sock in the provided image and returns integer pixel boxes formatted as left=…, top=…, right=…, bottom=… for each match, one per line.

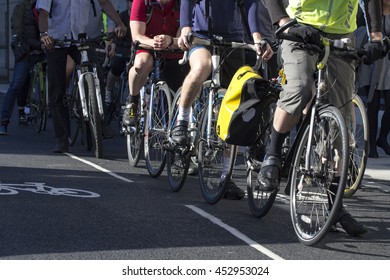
left=128, top=95, right=139, bottom=105
left=266, top=126, right=288, bottom=158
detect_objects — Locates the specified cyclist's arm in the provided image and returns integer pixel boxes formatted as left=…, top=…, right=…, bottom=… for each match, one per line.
left=361, top=0, right=383, bottom=41
left=130, top=20, right=156, bottom=47
left=38, top=8, right=53, bottom=50
left=98, top=0, right=127, bottom=37
left=263, top=0, right=290, bottom=27
left=179, top=0, right=194, bottom=31
left=11, top=1, right=28, bottom=37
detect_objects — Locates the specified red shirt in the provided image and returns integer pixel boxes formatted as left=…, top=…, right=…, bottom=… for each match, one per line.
left=131, top=0, right=179, bottom=38
left=130, top=0, right=181, bottom=59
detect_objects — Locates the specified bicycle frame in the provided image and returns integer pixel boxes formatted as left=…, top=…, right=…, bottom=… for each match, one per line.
left=76, top=47, right=104, bottom=120
left=146, top=58, right=171, bottom=133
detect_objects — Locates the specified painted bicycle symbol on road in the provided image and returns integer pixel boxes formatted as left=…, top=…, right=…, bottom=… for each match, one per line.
left=0, top=182, right=100, bottom=198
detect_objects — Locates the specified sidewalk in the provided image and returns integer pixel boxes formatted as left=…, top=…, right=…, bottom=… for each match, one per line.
left=0, top=83, right=388, bottom=182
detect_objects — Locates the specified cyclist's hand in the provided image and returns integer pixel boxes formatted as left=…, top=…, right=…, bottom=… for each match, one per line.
left=382, top=36, right=390, bottom=58
left=363, top=41, right=384, bottom=64
left=178, top=27, right=192, bottom=51
left=256, top=40, right=273, bottom=61
left=40, top=33, right=54, bottom=51
left=114, top=23, right=127, bottom=38
left=153, top=34, right=171, bottom=50
left=288, top=23, right=321, bottom=45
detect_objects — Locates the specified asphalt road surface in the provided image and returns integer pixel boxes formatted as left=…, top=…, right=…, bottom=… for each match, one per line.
left=0, top=98, right=389, bottom=261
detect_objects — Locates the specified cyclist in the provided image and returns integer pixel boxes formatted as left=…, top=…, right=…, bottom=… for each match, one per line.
left=0, top=0, right=45, bottom=135
left=122, top=0, right=185, bottom=127
left=356, top=5, right=390, bottom=158
left=104, top=0, right=133, bottom=105
left=258, top=0, right=384, bottom=236
left=37, top=0, right=127, bottom=153
left=173, top=0, right=272, bottom=200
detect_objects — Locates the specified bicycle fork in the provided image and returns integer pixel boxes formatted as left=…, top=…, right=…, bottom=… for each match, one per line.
left=77, top=51, right=105, bottom=120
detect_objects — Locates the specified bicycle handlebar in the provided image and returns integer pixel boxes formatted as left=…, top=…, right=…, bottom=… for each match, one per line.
left=275, top=19, right=371, bottom=65
left=54, top=32, right=116, bottom=48
left=178, top=32, right=261, bottom=70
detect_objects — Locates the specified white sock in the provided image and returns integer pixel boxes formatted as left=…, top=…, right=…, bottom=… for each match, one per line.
left=177, top=106, right=190, bottom=122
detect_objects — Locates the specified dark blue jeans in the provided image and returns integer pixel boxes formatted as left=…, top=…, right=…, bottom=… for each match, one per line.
left=0, top=54, right=45, bottom=126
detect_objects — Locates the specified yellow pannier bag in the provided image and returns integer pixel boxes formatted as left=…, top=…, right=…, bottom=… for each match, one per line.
left=216, top=65, right=273, bottom=146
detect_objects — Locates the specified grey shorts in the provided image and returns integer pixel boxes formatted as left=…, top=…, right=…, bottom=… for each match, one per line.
left=278, top=34, right=355, bottom=126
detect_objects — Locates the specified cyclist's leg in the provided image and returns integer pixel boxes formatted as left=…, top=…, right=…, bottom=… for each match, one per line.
left=258, top=40, right=316, bottom=191
left=377, top=89, right=390, bottom=154
left=48, top=47, right=72, bottom=152
left=123, top=51, right=153, bottom=126
left=327, top=36, right=366, bottom=236
left=1, top=57, right=31, bottom=131
left=171, top=46, right=211, bottom=147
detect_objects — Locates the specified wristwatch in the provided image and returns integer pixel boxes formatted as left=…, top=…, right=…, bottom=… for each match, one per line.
left=168, top=36, right=174, bottom=47
left=40, top=31, right=49, bottom=37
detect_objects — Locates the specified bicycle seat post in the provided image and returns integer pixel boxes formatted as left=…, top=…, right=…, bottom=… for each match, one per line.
left=211, top=47, right=220, bottom=87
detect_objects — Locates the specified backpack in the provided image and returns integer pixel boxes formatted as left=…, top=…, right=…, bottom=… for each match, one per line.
left=216, top=65, right=274, bottom=146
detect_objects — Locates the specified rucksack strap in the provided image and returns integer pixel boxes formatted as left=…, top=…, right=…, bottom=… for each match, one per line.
left=235, top=0, right=252, bottom=42
left=90, top=0, right=97, bottom=17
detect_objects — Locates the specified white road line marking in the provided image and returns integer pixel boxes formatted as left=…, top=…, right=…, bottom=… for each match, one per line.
left=185, top=204, right=284, bottom=260
left=65, top=153, right=134, bottom=183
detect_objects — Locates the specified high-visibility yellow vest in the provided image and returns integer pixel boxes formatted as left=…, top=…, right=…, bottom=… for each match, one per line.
left=286, top=0, right=359, bottom=34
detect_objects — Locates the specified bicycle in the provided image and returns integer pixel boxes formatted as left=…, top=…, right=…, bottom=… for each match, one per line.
left=123, top=41, right=176, bottom=176
left=240, top=20, right=365, bottom=245
left=166, top=33, right=261, bottom=200
left=270, top=67, right=369, bottom=199
left=62, top=33, right=111, bottom=159
left=27, top=59, right=48, bottom=133
left=100, top=52, right=132, bottom=135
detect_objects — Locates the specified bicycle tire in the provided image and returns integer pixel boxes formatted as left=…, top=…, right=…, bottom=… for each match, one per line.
left=28, top=71, right=40, bottom=131
left=247, top=95, right=278, bottom=218
left=30, top=67, right=47, bottom=133
left=290, top=105, right=349, bottom=245
left=144, top=82, right=172, bottom=178
left=85, top=73, right=103, bottom=158
left=81, top=117, right=93, bottom=151
left=344, top=95, right=368, bottom=198
left=166, top=89, right=191, bottom=192
left=126, top=101, right=144, bottom=167
left=36, top=66, right=47, bottom=133
left=66, top=71, right=80, bottom=147
left=198, top=88, right=233, bottom=204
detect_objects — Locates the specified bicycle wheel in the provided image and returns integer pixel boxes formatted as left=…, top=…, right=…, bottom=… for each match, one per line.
left=85, top=73, right=103, bottom=158
left=290, top=106, right=349, bottom=245
left=144, top=82, right=172, bottom=178
left=166, top=88, right=191, bottom=192
left=126, top=101, right=144, bottom=167
left=247, top=95, right=278, bottom=218
left=344, top=95, right=368, bottom=198
left=198, top=88, right=233, bottom=204
left=28, top=71, right=40, bottom=131
left=37, top=66, right=48, bottom=132
left=34, top=72, right=47, bottom=133
left=66, top=70, right=80, bottom=147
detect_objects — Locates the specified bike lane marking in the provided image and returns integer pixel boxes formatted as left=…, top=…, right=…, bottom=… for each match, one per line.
left=185, top=204, right=284, bottom=260
left=65, top=153, right=134, bottom=183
